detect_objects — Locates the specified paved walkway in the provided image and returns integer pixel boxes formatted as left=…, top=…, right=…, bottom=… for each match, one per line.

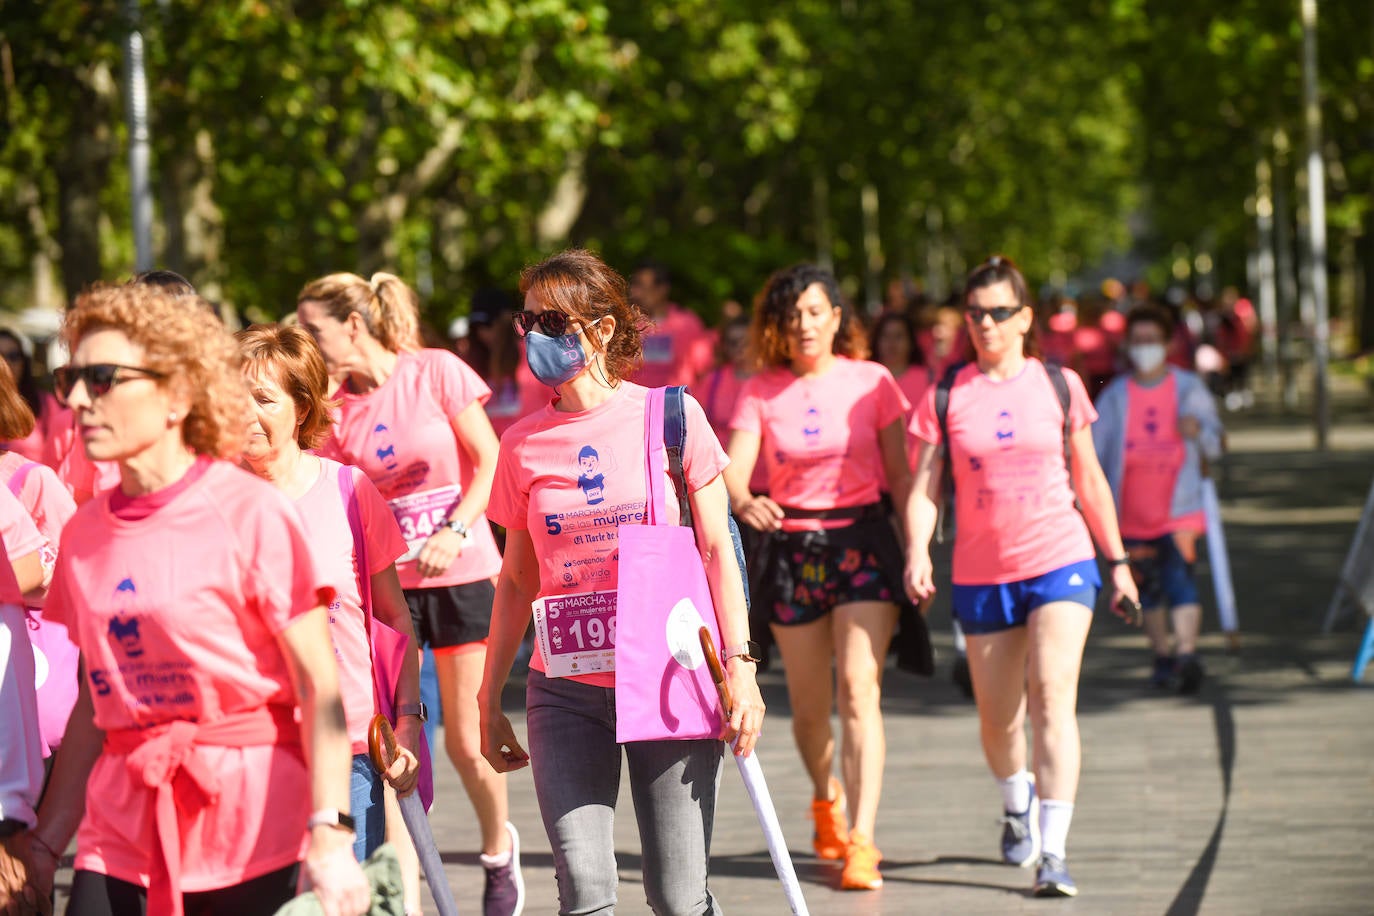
left=52, top=381, right=1374, bottom=914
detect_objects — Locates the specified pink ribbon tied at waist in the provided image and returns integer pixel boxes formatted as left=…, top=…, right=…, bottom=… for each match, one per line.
left=103, top=705, right=301, bottom=916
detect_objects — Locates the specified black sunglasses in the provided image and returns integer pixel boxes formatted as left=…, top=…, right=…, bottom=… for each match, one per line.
left=53, top=363, right=166, bottom=405
left=965, top=304, right=1025, bottom=324
left=513, top=309, right=572, bottom=338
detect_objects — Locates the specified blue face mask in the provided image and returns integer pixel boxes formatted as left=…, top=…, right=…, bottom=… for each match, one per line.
left=524, top=327, right=589, bottom=387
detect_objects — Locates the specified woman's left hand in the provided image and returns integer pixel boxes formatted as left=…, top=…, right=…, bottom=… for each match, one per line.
left=1110, top=561, right=1141, bottom=623
left=384, top=716, right=422, bottom=797
left=416, top=527, right=464, bottom=579
left=721, top=658, right=766, bottom=757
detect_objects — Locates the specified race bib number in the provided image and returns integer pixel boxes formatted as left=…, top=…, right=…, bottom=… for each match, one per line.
left=532, top=590, right=617, bottom=678
left=388, top=484, right=466, bottom=563
left=642, top=334, right=673, bottom=364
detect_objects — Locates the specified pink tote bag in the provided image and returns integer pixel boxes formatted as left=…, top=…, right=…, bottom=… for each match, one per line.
left=614, top=387, right=724, bottom=743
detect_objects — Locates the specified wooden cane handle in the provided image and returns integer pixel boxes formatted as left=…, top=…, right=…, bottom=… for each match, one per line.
left=367, top=713, right=399, bottom=775
left=698, top=627, right=733, bottom=715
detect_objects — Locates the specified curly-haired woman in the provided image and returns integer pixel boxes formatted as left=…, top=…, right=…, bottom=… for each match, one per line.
left=23, top=284, right=369, bottom=916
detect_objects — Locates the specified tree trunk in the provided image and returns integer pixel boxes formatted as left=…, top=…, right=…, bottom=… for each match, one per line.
left=54, top=64, right=117, bottom=300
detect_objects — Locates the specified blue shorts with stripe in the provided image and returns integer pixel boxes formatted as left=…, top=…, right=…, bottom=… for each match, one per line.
left=952, top=558, right=1100, bottom=635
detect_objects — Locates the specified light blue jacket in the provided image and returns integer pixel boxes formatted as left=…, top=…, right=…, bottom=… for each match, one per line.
left=1091, top=368, right=1224, bottom=523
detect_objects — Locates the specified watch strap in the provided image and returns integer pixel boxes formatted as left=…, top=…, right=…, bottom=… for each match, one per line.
left=307, top=808, right=356, bottom=833
left=397, top=701, right=428, bottom=723
left=722, top=640, right=762, bottom=663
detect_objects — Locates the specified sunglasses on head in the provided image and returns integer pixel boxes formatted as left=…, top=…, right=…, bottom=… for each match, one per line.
left=965, top=304, right=1025, bottom=324
left=53, top=363, right=166, bottom=405
left=513, top=309, right=572, bottom=338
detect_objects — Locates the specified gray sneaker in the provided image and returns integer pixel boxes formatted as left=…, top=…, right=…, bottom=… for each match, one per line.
left=999, top=781, right=1040, bottom=867
left=482, top=821, right=525, bottom=916
left=1033, top=852, right=1078, bottom=897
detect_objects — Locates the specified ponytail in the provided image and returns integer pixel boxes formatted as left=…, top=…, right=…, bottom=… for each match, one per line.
left=368, top=272, right=421, bottom=353
left=298, top=270, right=422, bottom=354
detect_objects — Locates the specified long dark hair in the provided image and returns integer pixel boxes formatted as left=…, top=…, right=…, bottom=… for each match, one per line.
left=0, top=330, right=40, bottom=413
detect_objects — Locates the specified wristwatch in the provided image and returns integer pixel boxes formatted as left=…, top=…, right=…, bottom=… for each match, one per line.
left=307, top=809, right=356, bottom=833
left=446, top=518, right=469, bottom=538
left=722, top=641, right=763, bottom=664
left=397, top=701, right=428, bottom=723
left=1108, top=556, right=1130, bottom=567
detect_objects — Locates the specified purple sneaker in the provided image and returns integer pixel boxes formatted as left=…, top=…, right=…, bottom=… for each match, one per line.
left=482, top=821, right=525, bottom=916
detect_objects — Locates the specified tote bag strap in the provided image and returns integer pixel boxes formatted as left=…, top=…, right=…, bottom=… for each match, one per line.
left=337, top=464, right=376, bottom=659
left=6, top=460, right=38, bottom=498
left=642, top=386, right=670, bottom=526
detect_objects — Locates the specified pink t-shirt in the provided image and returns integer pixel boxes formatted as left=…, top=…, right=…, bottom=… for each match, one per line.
left=321, top=348, right=503, bottom=589
left=0, top=451, right=76, bottom=551
left=631, top=305, right=715, bottom=389
left=488, top=382, right=728, bottom=688
left=696, top=365, right=767, bottom=492
left=293, top=458, right=408, bottom=750
left=731, top=358, right=908, bottom=531
left=911, top=360, right=1098, bottom=584
left=0, top=485, right=43, bottom=598
left=1119, top=375, right=1205, bottom=539
left=45, top=460, right=333, bottom=891
left=894, top=365, right=933, bottom=420
left=485, top=360, right=554, bottom=440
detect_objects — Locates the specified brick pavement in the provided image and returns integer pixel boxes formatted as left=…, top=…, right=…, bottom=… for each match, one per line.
left=50, top=385, right=1374, bottom=914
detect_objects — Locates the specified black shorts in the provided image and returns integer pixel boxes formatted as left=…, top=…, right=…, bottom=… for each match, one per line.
left=405, top=579, right=495, bottom=650
left=69, top=864, right=299, bottom=915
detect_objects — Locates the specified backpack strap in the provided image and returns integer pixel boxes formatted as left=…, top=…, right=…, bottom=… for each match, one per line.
left=933, top=362, right=965, bottom=543
left=6, top=460, right=39, bottom=498
left=664, top=385, right=693, bottom=528
left=1043, top=361, right=1075, bottom=492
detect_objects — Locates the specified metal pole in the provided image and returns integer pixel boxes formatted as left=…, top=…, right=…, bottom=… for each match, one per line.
left=1303, top=0, right=1331, bottom=450
left=1256, top=155, right=1279, bottom=384
left=124, top=0, right=153, bottom=272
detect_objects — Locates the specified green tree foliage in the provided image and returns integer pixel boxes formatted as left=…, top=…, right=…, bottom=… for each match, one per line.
left=1, top=1, right=1368, bottom=330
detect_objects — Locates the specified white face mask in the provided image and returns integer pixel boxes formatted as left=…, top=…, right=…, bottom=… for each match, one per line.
left=1128, top=343, right=1167, bottom=374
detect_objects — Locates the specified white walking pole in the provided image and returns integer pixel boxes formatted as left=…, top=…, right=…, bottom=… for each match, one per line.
left=700, top=629, right=810, bottom=916
left=370, top=716, right=460, bottom=916
left=1201, top=477, right=1240, bottom=651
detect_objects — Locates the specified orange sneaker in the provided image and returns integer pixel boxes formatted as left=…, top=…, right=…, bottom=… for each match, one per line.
left=841, top=831, right=883, bottom=890
left=810, top=777, right=849, bottom=860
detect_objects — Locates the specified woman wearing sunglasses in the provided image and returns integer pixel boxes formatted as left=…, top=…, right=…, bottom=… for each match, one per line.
left=723, top=264, right=914, bottom=892
left=904, top=256, right=1139, bottom=898
left=296, top=272, right=525, bottom=915
left=23, top=284, right=369, bottom=915
left=480, top=249, right=762, bottom=915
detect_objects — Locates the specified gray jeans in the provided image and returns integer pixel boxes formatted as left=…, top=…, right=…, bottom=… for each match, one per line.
left=526, top=669, right=724, bottom=915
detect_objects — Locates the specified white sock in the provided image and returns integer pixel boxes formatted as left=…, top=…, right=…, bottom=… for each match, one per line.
left=480, top=847, right=512, bottom=869
left=1039, top=800, right=1074, bottom=859
left=997, top=770, right=1032, bottom=814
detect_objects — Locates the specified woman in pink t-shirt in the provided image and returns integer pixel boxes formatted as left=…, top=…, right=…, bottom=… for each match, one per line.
left=23, top=284, right=369, bottom=916
left=0, top=359, right=79, bottom=760
left=725, top=264, right=921, bottom=892
left=906, top=256, right=1139, bottom=899
left=296, top=271, right=523, bottom=909
left=480, top=249, right=762, bottom=915
left=1091, top=305, right=1224, bottom=694
left=238, top=324, right=422, bottom=863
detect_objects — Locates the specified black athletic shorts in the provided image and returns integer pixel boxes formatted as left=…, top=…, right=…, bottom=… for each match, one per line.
left=405, top=579, right=495, bottom=650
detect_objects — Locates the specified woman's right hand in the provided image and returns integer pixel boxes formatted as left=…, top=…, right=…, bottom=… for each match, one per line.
left=904, top=550, right=936, bottom=605
left=303, top=829, right=370, bottom=916
left=481, top=711, right=530, bottom=773
left=735, top=495, right=784, bottom=532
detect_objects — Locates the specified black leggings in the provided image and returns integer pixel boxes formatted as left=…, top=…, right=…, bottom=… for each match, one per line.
left=67, top=864, right=299, bottom=915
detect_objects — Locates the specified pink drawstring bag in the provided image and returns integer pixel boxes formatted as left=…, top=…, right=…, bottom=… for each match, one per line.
left=614, top=387, right=724, bottom=743
left=339, top=466, right=435, bottom=811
